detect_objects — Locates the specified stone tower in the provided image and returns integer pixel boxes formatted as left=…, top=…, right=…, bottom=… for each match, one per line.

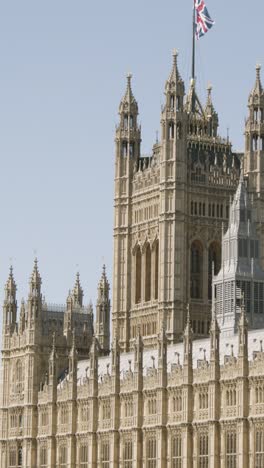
left=112, top=51, right=241, bottom=351
left=112, top=73, right=141, bottom=350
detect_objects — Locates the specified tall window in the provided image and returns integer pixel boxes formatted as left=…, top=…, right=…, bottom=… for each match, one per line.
left=256, top=430, right=264, bottom=467
left=147, top=438, right=156, bottom=468
left=40, top=446, right=47, bottom=468
left=226, top=388, right=236, bottom=407
left=59, top=446, right=67, bottom=468
left=208, top=242, right=221, bottom=299
left=172, top=435, right=182, bottom=468
left=198, top=434, right=209, bottom=468
left=123, top=440, right=133, bottom=468
left=80, top=444, right=88, bottom=468
left=14, top=360, right=23, bottom=394
left=135, top=246, right=142, bottom=304
left=154, top=241, right=159, bottom=300
left=145, top=244, right=152, bottom=302
left=226, top=432, right=237, bottom=468
left=191, top=241, right=203, bottom=299
left=102, top=441, right=110, bottom=468
left=9, top=448, right=16, bottom=467
left=102, top=400, right=111, bottom=420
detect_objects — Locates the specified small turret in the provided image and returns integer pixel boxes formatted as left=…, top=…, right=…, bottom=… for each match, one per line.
left=72, top=272, right=83, bottom=307
left=27, top=259, right=42, bottom=328
left=95, top=265, right=110, bottom=354
left=244, top=64, right=264, bottom=193
left=205, top=84, right=218, bottom=137
left=3, top=266, right=17, bottom=335
left=64, top=273, right=84, bottom=339
left=164, top=49, right=185, bottom=112
left=117, top=73, right=141, bottom=159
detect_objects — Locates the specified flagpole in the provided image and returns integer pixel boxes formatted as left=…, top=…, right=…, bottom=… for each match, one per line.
left=191, top=0, right=196, bottom=112
left=192, top=0, right=195, bottom=81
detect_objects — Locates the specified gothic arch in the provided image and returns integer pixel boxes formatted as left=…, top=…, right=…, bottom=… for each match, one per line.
left=190, top=240, right=203, bottom=299
left=135, top=245, right=142, bottom=304
left=208, top=241, right=221, bottom=299
left=153, top=239, right=159, bottom=300
left=145, top=243, right=152, bottom=302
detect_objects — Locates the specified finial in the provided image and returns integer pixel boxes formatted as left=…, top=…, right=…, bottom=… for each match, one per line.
left=127, top=72, right=132, bottom=83
left=207, top=82, right=212, bottom=95
left=151, top=355, right=155, bottom=368
left=256, top=63, right=261, bottom=79
left=260, top=340, right=263, bottom=352
left=172, top=48, right=178, bottom=62
left=203, top=349, right=206, bottom=361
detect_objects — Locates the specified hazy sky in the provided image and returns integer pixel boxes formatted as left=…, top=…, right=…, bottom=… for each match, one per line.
left=0, top=0, right=263, bottom=310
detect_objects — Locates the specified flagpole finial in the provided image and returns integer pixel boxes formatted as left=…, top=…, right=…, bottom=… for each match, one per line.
left=172, top=48, right=178, bottom=58
left=256, top=64, right=261, bottom=80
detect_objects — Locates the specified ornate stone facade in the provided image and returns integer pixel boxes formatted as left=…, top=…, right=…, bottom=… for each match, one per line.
left=1, top=51, right=264, bottom=467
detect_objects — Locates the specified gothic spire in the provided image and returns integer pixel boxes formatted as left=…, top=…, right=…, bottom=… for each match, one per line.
left=249, top=64, right=263, bottom=105
left=5, top=265, right=17, bottom=301
left=119, top=73, right=138, bottom=115
left=95, top=265, right=110, bottom=354
left=3, top=265, right=17, bottom=334
left=72, top=272, right=83, bottom=307
left=29, top=258, right=42, bottom=296
left=166, top=49, right=183, bottom=86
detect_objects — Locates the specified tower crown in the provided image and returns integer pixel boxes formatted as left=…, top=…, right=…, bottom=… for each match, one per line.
left=248, top=64, right=264, bottom=106
left=3, top=266, right=17, bottom=334
left=95, top=265, right=110, bottom=354
left=164, top=50, right=185, bottom=112
left=72, top=272, right=83, bottom=307
left=119, top=73, right=138, bottom=116
left=29, top=258, right=42, bottom=296
left=5, top=266, right=16, bottom=302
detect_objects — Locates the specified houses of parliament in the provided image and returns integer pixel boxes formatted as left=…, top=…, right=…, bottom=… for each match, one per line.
left=2, top=50, right=264, bottom=467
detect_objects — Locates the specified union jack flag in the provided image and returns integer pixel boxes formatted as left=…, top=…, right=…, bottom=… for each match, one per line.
left=195, top=0, right=215, bottom=40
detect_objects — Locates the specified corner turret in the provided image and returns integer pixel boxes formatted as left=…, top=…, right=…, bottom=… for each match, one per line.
left=95, top=265, right=110, bottom=354
left=2, top=266, right=17, bottom=335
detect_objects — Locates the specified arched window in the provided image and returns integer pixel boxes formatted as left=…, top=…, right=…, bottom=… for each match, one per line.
left=40, top=445, right=47, bottom=468
left=15, top=360, right=23, bottom=394
left=226, top=432, right=237, bottom=467
left=208, top=242, right=221, bottom=299
left=123, top=440, right=133, bottom=468
left=145, top=244, right=152, bottom=302
left=135, top=246, right=142, bottom=304
left=80, top=444, right=88, bottom=468
left=172, top=434, right=182, bottom=467
left=59, top=445, right=67, bottom=468
left=102, top=441, right=110, bottom=468
left=256, top=429, right=264, bottom=466
left=199, top=434, right=209, bottom=467
left=169, top=122, right=175, bottom=139
left=147, top=438, right=157, bottom=468
left=18, top=446, right=22, bottom=467
left=190, top=241, right=203, bottom=299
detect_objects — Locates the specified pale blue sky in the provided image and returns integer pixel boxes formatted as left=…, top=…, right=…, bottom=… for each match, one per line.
left=0, top=0, right=263, bottom=308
